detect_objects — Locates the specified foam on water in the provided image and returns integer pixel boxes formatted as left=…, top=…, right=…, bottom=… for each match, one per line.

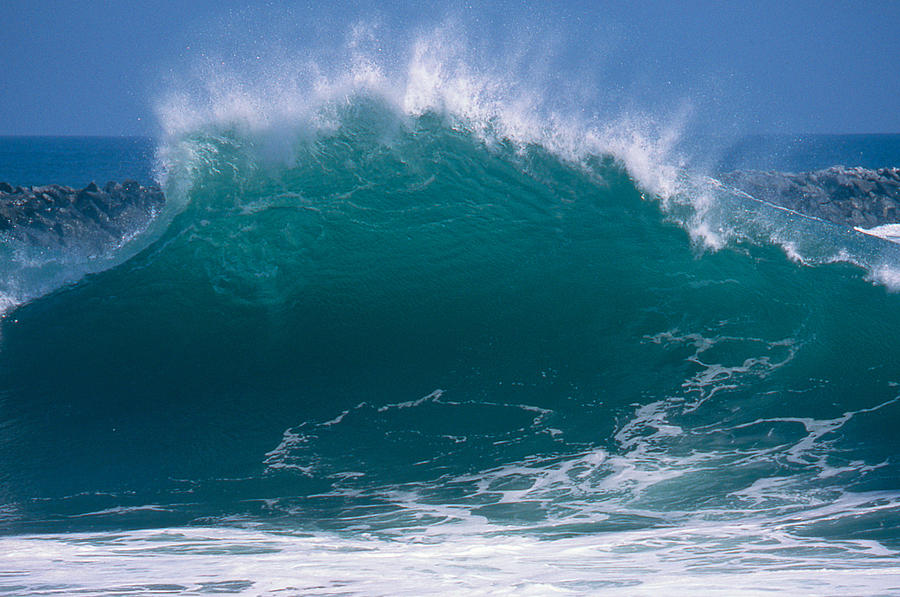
left=2, top=523, right=899, bottom=596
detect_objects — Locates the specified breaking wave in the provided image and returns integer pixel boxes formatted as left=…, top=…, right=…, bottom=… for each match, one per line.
left=2, top=23, right=900, bottom=596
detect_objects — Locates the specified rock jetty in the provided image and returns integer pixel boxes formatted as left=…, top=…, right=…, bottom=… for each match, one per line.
left=720, top=166, right=900, bottom=229
left=0, top=181, right=165, bottom=246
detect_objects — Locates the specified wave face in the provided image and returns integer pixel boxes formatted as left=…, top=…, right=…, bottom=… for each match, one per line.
left=3, top=74, right=900, bottom=594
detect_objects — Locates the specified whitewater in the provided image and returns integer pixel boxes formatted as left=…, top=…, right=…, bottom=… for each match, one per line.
left=2, top=24, right=900, bottom=596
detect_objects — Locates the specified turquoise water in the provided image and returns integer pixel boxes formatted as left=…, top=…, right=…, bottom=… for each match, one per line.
left=2, top=76, right=900, bottom=595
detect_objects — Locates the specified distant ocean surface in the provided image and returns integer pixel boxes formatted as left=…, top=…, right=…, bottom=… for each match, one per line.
left=0, top=136, right=157, bottom=187
left=3, top=82, right=900, bottom=594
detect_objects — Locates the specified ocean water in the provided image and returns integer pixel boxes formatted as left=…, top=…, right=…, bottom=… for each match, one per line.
left=3, top=37, right=900, bottom=597
left=0, top=136, right=156, bottom=188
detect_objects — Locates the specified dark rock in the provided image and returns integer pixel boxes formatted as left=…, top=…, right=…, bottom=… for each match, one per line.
left=0, top=180, right=166, bottom=249
left=720, top=166, right=900, bottom=229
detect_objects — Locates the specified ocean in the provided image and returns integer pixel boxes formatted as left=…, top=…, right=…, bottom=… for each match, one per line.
left=2, top=49, right=900, bottom=595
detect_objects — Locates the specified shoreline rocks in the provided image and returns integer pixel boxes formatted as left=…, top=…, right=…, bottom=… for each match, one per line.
left=719, top=166, right=900, bottom=229
left=0, top=180, right=165, bottom=247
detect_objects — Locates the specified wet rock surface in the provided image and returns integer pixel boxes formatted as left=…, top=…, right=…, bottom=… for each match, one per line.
left=720, top=166, right=900, bottom=229
left=0, top=181, right=165, bottom=248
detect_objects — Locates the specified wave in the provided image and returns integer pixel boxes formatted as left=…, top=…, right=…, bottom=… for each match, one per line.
left=2, top=91, right=900, bottom=525
left=3, top=22, right=900, bottom=597
left=4, top=24, right=900, bottom=319
left=1, top=31, right=900, bottom=589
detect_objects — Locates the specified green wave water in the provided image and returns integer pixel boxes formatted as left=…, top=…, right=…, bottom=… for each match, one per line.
left=2, top=91, right=900, bottom=593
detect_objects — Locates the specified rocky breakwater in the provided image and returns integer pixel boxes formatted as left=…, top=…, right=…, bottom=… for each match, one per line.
left=719, top=166, right=900, bottom=229
left=0, top=181, right=165, bottom=252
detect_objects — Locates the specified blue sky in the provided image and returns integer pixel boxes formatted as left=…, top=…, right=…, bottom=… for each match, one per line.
left=0, top=1, right=898, bottom=136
